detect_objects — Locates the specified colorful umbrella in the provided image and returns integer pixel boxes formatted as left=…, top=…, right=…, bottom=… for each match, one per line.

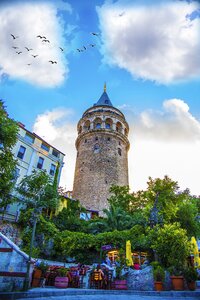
left=126, top=240, right=133, bottom=266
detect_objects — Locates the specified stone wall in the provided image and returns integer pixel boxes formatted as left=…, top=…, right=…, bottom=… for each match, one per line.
left=0, top=222, right=22, bottom=246
left=127, top=267, right=154, bottom=290
left=0, top=232, right=33, bottom=292
left=73, top=131, right=129, bottom=214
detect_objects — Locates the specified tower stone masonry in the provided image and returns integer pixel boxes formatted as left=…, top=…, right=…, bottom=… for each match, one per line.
left=72, top=85, right=130, bottom=215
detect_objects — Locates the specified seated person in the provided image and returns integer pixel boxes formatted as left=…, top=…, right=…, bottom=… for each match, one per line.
left=133, top=261, right=140, bottom=270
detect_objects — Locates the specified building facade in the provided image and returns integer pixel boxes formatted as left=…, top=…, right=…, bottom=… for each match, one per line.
left=73, top=85, right=130, bottom=215
left=2, top=122, right=65, bottom=221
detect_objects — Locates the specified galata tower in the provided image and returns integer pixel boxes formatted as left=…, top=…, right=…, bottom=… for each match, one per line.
left=72, top=84, right=130, bottom=215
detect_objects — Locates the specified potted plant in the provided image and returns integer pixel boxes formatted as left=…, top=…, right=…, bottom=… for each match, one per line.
left=114, top=250, right=128, bottom=290
left=54, top=267, right=69, bottom=288
left=152, top=262, right=165, bottom=291
left=184, top=267, right=198, bottom=290
left=32, top=261, right=49, bottom=287
left=168, top=265, right=185, bottom=291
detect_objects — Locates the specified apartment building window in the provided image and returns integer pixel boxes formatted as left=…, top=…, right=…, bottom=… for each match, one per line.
left=41, top=142, right=49, bottom=152
left=37, top=157, right=44, bottom=169
left=14, top=168, right=20, bottom=180
left=50, top=164, right=56, bottom=176
left=52, top=149, right=59, bottom=157
left=17, top=145, right=26, bottom=159
left=25, top=133, right=34, bottom=143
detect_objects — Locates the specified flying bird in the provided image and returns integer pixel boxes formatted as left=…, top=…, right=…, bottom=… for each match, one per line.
left=11, top=34, right=19, bottom=39
left=42, top=39, right=50, bottom=43
left=25, top=47, right=33, bottom=51
left=12, top=46, right=19, bottom=49
left=16, top=51, right=22, bottom=54
left=27, top=63, right=31, bottom=66
left=49, top=60, right=57, bottom=64
left=89, top=44, right=95, bottom=47
left=37, top=35, right=43, bottom=39
left=59, top=47, right=64, bottom=51
left=91, top=32, right=99, bottom=36
left=77, top=48, right=83, bottom=52
left=119, top=12, right=125, bottom=17
left=32, top=54, right=38, bottom=58
left=83, top=46, right=87, bottom=50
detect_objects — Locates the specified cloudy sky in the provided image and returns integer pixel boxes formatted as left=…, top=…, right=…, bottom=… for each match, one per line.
left=1, top=0, right=200, bottom=195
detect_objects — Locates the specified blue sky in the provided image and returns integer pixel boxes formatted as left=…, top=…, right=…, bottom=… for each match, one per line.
left=0, top=0, right=200, bottom=195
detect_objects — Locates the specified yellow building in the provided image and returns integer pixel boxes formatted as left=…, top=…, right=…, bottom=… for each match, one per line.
left=3, top=122, right=65, bottom=221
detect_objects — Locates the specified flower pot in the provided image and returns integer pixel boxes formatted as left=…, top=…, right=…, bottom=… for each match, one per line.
left=114, top=279, right=127, bottom=290
left=154, top=281, right=163, bottom=291
left=187, top=281, right=196, bottom=291
left=54, top=276, right=69, bottom=288
left=170, top=276, right=184, bottom=290
left=31, top=269, right=42, bottom=287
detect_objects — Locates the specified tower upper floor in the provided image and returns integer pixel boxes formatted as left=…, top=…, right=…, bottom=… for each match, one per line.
left=76, top=85, right=130, bottom=149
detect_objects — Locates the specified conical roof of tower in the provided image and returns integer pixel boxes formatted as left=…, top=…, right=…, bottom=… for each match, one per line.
left=94, top=83, right=113, bottom=107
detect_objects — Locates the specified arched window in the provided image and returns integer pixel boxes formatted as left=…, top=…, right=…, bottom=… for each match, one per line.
left=124, top=128, right=128, bottom=136
left=84, top=120, right=90, bottom=131
left=116, top=122, right=122, bottom=133
left=118, top=148, right=122, bottom=156
left=94, top=117, right=102, bottom=129
left=105, top=118, right=113, bottom=129
left=94, top=143, right=100, bottom=153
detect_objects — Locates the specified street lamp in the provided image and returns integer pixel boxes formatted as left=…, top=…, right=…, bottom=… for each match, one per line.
left=149, top=192, right=163, bottom=228
left=23, top=207, right=42, bottom=290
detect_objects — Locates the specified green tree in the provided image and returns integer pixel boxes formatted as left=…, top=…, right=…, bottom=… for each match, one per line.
left=0, top=100, right=19, bottom=211
left=89, top=204, right=134, bottom=233
left=52, top=199, right=87, bottom=232
left=16, top=169, right=60, bottom=289
left=175, top=200, right=200, bottom=238
left=149, top=223, right=190, bottom=269
left=108, top=185, right=134, bottom=213
left=17, top=169, right=59, bottom=211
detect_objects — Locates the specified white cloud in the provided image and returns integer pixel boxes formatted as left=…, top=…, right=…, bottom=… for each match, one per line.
left=127, top=98, right=200, bottom=195
left=33, top=99, right=200, bottom=196
left=97, top=1, right=200, bottom=84
left=0, top=1, right=71, bottom=87
left=33, top=108, right=77, bottom=190
left=134, top=99, right=200, bottom=142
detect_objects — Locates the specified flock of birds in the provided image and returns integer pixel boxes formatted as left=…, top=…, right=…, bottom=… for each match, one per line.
left=10, top=32, right=100, bottom=67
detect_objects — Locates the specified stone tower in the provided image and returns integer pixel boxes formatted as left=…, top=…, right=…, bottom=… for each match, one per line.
left=72, top=85, right=130, bottom=215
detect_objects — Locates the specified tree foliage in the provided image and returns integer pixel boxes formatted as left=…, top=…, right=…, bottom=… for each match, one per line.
left=16, top=169, right=59, bottom=210
left=0, top=100, right=19, bottom=209
left=149, top=223, right=190, bottom=269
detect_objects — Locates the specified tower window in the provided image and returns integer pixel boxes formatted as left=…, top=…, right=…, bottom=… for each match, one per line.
left=105, top=123, right=110, bottom=129
left=17, top=145, right=26, bottom=159
left=96, top=123, right=101, bottom=129
left=118, top=148, right=122, bottom=156
left=119, top=141, right=121, bottom=145
left=95, top=137, right=98, bottom=141
left=85, top=139, right=87, bottom=143
left=107, top=137, right=110, bottom=141
left=94, top=143, right=100, bottom=153
left=37, top=157, right=44, bottom=169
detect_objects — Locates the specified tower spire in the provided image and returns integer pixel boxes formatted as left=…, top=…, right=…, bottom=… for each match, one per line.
left=104, top=82, right=106, bottom=92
